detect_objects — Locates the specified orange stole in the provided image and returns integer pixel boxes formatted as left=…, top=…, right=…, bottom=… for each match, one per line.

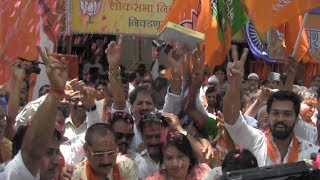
left=266, top=131, right=298, bottom=163
left=85, top=159, right=121, bottom=180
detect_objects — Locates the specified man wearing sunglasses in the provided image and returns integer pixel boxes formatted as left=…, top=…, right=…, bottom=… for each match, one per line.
left=135, top=111, right=164, bottom=179
left=109, top=111, right=135, bottom=156
left=72, top=123, right=138, bottom=179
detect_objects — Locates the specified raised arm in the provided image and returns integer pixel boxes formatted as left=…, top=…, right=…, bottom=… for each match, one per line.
left=162, top=112, right=212, bottom=164
left=105, top=36, right=126, bottom=110
left=280, top=58, right=297, bottom=91
left=6, top=61, right=26, bottom=140
left=162, top=47, right=184, bottom=115
left=223, top=46, right=249, bottom=125
left=21, top=45, right=67, bottom=176
left=186, top=46, right=208, bottom=127
left=245, top=87, right=272, bottom=117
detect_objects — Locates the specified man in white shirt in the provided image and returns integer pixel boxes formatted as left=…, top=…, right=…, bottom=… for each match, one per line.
left=0, top=45, right=68, bottom=180
left=64, top=93, right=87, bottom=140
left=134, top=112, right=163, bottom=179
left=223, top=46, right=319, bottom=167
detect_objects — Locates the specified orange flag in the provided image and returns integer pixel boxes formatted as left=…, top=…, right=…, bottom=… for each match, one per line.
left=241, top=0, right=320, bottom=34
left=281, top=15, right=313, bottom=63
left=0, top=0, right=40, bottom=84
left=159, top=0, right=225, bottom=70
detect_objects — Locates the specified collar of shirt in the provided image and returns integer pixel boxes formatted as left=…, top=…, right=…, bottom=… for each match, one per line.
left=65, top=116, right=87, bottom=127
left=269, top=133, right=295, bottom=164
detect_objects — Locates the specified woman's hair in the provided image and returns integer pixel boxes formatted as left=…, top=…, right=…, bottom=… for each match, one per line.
left=221, top=149, right=258, bottom=173
left=164, top=130, right=197, bottom=171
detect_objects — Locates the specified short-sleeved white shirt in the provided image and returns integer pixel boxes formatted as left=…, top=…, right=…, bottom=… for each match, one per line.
left=0, top=151, right=40, bottom=180
left=225, top=113, right=320, bottom=167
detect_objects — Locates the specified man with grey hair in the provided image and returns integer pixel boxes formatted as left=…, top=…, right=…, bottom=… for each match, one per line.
left=268, top=72, right=281, bottom=89
left=247, top=73, right=261, bottom=102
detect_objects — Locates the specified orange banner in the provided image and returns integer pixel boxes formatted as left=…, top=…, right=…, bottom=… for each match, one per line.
left=241, top=0, right=320, bottom=33
left=0, top=0, right=40, bottom=84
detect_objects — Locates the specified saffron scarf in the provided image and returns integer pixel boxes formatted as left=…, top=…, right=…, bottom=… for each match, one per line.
left=85, top=159, right=121, bottom=180
left=266, top=131, right=299, bottom=163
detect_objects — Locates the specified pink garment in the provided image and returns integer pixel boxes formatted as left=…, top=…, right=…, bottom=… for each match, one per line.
left=146, top=163, right=210, bottom=180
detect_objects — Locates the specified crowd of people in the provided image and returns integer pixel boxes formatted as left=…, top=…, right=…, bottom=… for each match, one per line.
left=0, top=36, right=320, bottom=180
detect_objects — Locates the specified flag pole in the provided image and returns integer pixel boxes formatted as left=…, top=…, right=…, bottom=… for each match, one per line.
left=291, top=12, right=309, bottom=58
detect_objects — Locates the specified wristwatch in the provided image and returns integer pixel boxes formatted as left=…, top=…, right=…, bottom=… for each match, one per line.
left=86, top=105, right=97, bottom=112
left=180, top=129, right=188, bottom=136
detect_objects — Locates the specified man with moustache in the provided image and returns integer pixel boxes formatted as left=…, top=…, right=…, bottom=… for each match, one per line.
left=247, top=73, right=261, bottom=102
left=205, top=87, right=221, bottom=114
left=292, top=89, right=319, bottom=145
left=223, top=46, right=319, bottom=166
left=109, top=111, right=135, bottom=156
left=64, top=92, right=88, bottom=140
left=298, top=89, right=318, bottom=127
left=134, top=112, right=163, bottom=179
left=72, top=123, right=138, bottom=179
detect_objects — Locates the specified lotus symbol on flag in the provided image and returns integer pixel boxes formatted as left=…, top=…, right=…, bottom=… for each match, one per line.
left=80, top=0, right=102, bottom=24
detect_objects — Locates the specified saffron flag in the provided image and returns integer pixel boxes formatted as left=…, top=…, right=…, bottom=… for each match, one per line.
left=0, top=0, right=40, bottom=84
left=268, top=15, right=313, bottom=63
left=241, top=0, right=320, bottom=33
left=282, top=15, right=313, bottom=63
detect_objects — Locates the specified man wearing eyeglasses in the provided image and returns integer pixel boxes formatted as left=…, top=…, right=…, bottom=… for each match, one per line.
left=72, top=123, right=138, bottom=179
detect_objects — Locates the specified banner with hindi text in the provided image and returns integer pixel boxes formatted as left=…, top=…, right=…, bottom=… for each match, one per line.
left=71, top=0, right=172, bottom=36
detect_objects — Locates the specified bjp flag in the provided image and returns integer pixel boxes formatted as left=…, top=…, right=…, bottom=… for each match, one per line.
left=282, top=15, right=313, bottom=63
left=216, top=0, right=248, bottom=63
left=241, top=0, right=320, bottom=33
left=159, top=0, right=224, bottom=70
left=270, top=15, right=313, bottom=63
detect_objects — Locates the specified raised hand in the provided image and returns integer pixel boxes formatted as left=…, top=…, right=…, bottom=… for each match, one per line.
left=199, top=138, right=214, bottom=160
left=192, top=44, right=205, bottom=73
left=286, top=57, right=297, bottom=74
left=227, top=45, right=249, bottom=81
left=36, top=45, right=68, bottom=90
left=257, top=87, right=272, bottom=103
left=162, top=112, right=183, bottom=132
left=167, top=48, right=183, bottom=71
left=81, top=86, right=96, bottom=110
left=210, top=111, right=235, bottom=150
left=190, top=44, right=205, bottom=89
left=105, top=35, right=122, bottom=68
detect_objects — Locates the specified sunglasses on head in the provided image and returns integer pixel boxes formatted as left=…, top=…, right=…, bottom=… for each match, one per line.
left=142, top=111, right=162, bottom=122
left=115, top=132, right=135, bottom=140
left=111, top=112, right=134, bottom=124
